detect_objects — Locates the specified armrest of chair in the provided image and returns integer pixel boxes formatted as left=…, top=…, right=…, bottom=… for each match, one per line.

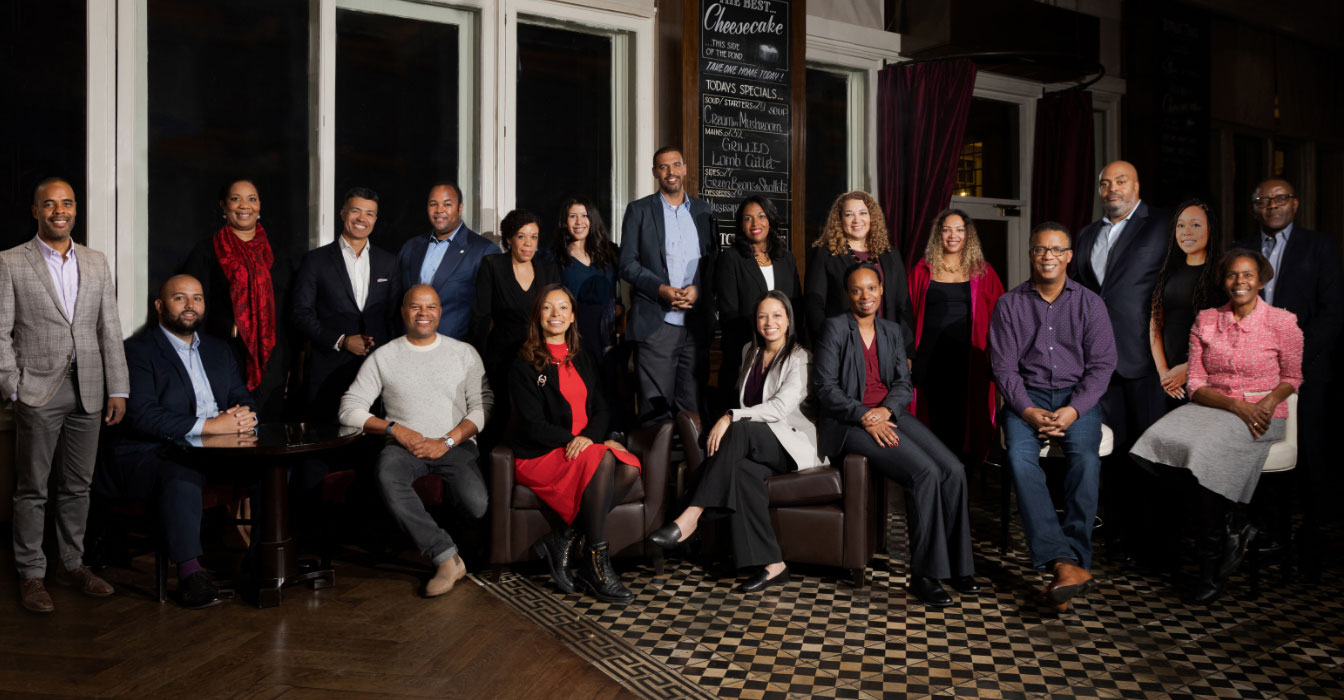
left=488, top=444, right=517, bottom=565
left=674, top=411, right=706, bottom=476
left=840, top=453, right=881, bottom=570
left=629, top=420, right=674, bottom=536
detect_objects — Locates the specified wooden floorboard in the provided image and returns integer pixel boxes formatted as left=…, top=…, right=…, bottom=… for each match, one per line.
left=0, top=549, right=631, bottom=699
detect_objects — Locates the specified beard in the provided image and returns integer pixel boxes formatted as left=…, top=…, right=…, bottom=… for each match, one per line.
left=162, top=312, right=203, bottom=336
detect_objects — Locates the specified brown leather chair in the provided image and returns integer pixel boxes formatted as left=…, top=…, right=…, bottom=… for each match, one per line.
left=489, top=421, right=674, bottom=573
left=675, top=411, right=885, bottom=587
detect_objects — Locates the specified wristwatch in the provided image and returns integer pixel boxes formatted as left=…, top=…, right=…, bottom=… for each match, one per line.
left=386, top=421, right=397, bottom=437
left=444, top=435, right=456, bottom=449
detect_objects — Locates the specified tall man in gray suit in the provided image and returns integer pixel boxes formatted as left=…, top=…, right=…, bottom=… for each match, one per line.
left=619, top=147, right=718, bottom=425
left=0, top=178, right=130, bottom=613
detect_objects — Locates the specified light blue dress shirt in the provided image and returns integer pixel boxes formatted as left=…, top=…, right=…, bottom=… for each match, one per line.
left=159, top=326, right=219, bottom=437
left=418, top=224, right=464, bottom=285
left=1260, top=223, right=1292, bottom=306
left=1089, top=200, right=1140, bottom=287
left=660, top=194, right=702, bottom=326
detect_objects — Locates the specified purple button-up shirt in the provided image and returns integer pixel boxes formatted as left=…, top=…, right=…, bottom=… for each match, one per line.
left=988, top=277, right=1116, bottom=418
left=37, top=236, right=79, bottom=322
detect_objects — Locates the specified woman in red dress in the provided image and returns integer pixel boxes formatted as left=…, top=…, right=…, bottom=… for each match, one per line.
left=509, top=284, right=642, bottom=602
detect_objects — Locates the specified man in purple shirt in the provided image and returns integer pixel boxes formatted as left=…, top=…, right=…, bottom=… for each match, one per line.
left=989, top=222, right=1116, bottom=611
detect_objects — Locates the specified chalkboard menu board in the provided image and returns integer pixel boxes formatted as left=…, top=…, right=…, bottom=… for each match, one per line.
left=697, top=0, right=792, bottom=248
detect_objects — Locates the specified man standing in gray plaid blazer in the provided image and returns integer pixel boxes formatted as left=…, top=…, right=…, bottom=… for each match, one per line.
left=0, top=177, right=129, bottom=613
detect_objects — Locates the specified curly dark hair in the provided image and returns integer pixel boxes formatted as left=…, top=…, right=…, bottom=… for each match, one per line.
left=499, top=209, right=544, bottom=251
left=1150, top=199, right=1226, bottom=331
left=551, top=197, right=618, bottom=269
left=730, top=195, right=787, bottom=261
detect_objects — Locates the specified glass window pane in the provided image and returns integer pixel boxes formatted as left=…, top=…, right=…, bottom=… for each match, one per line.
left=516, top=22, right=613, bottom=234
left=147, top=0, right=309, bottom=292
left=1231, top=134, right=1266, bottom=242
left=805, top=67, right=849, bottom=247
left=337, top=8, right=461, bottom=255
left=1, top=0, right=86, bottom=251
left=956, top=98, right=1019, bottom=199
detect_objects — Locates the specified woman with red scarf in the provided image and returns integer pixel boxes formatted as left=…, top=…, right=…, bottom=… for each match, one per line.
left=183, top=179, right=294, bottom=420
left=908, top=208, right=1004, bottom=467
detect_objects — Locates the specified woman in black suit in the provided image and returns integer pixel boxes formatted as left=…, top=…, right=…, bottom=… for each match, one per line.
left=182, top=178, right=294, bottom=420
left=714, top=196, right=802, bottom=411
left=509, top=284, right=641, bottom=603
left=813, top=263, right=976, bottom=608
left=804, top=190, right=914, bottom=352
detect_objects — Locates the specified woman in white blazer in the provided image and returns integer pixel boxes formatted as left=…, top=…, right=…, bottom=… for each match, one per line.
left=648, top=291, right=826, bottom=592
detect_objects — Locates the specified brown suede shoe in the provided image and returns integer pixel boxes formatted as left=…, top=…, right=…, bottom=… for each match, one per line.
left=20, top=578, right=54, bottom=613
left=424, top=554, right=467, bottom=598
left=1045, top=562, right=1097, bottom=605
left=65, top=566, right=115, bottom=598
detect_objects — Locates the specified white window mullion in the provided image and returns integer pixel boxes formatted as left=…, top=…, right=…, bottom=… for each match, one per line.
left=310, top=0, right=337, bottom=248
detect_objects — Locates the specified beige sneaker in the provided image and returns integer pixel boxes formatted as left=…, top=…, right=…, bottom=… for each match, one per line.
left=65, top=566, right=115, bottom=597
left=424, top=554, right=467, bottom=598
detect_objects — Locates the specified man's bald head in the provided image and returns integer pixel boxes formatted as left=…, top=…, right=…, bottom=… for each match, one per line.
left=156, top=275, right=205, bottom=336
left=402, top=284, right=442, bottom=342
left=1098, top=160, right=1140, bottom=222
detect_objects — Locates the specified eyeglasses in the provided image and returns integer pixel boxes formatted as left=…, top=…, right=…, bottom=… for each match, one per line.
left=1030, top=246, right=1071, bottom=259
left=1253, top=194, right=1296, bottom=209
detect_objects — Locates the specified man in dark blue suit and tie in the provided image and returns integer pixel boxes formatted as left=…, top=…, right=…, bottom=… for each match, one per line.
left=96, top=275, right=258, bottom=609
left=396, top=182, right=499, bottom=340
left=1068, top=160, right=1168, bottom=556
left=1236, top=178, right=1343, bottom=579
left=292, top=187, right=399, bottom=421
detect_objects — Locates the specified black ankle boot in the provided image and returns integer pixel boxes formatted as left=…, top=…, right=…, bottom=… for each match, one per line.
left=577, top=541, right=633, bottom=603
left=1184, top=553, right=1227, bottom=605
left=533, top=528, right=580, bottom=594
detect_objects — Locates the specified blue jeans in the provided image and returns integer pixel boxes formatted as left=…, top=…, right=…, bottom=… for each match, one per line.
left=1001, top=386, right=1102, bottom=571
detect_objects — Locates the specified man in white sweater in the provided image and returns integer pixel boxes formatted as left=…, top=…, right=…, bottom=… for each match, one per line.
left=339, top=284, right=492, bottom=597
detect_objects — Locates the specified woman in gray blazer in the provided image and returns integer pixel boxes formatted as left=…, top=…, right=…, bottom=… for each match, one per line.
left=648, top=291, right=825, bottom=592
left=813, top=263, right=977, bottom=607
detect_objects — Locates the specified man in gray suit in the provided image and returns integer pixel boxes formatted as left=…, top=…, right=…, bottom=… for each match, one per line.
left=0, top=177, right=129, bottom=613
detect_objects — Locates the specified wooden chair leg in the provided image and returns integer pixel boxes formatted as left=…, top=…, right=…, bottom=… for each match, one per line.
left=652, top=553, right=666, bottom=577
left=1248, top=542, right=1261, bottom=600
left=850, top=568, right=866, bottom=589
left=155, top=542, right=169, bottom=604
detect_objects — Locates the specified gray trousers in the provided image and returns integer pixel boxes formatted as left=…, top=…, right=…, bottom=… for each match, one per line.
left=376, top=441, right=487, bottom=565
left=13, top=372, right=103, bottom=579
left=635, top=322, right=703, bottom=425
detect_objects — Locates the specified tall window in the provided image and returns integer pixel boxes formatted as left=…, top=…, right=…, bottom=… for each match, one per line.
left=955, top=98, right=1019, bottom=200
left=1, top=0, right=87, bottom=251
left=804, top=65, right=865, bottom=247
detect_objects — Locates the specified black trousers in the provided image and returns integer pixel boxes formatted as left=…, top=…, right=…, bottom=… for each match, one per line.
left=689, top=422, right=794, bottom=568
left=841, top=419, right=974, bottom=579
left=96, top=450, right=209, bottom=565
left=1098, top=371, right=1166, bottom=545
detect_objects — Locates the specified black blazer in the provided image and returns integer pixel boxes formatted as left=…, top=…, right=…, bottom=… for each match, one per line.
left=471, top=253, right=562, bottom=379
left=618, top=192, right=719, bottom=342
left=803, top=247, right=914, bottom=355
left=1068, top=201, right=1168, bottom=378
left=812, top=314, right=912, bottom=458
left=290, top=239, right=399, bottom=415
left=507, top=349, right=612, bottom=460
left=1235, top=226, right=1343, bottom=380
left=714, top=246, right=803, bottom=407
left=112, top=326, right=255, bottom=459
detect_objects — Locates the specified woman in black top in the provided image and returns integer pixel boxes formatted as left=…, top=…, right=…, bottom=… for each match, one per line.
left=714, top=196, right=802, bottom=412
left=1149, top=199, right=1227, bottom=405
left=472, top=209, right=561, bottom=430
left=181, top=178, right=294, bottom=420
left=803, top=191, right=914, bottom=354
left=551, top=196, right=623, bottom=365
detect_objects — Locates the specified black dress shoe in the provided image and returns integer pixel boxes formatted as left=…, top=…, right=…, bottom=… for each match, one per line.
left=909, top=576, right=953, bottom=607
left=738, top=566, right=790, bottom=593
left=178, top=571, right=223, bottom=610
left=949, top=576, right=981, bottom=594
left=648, top=523, right=685, bottom=549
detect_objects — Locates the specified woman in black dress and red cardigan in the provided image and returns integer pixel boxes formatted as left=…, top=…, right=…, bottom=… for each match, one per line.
left=509, top=284, right=641, bottom=603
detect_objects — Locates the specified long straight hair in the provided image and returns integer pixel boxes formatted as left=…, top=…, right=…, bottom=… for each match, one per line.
left=751, top=290, right=800, bottom=381
left=551, top=196, right=618, bottom=269
left=1150, top=198, right=1226, bottom=330
left=519, top=283, right=583, bottom=370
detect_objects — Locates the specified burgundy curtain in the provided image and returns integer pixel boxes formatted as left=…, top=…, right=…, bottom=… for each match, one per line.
left=1030, top=88, right=1095, bottom=235
left=877, top=60, right=977, bottom=272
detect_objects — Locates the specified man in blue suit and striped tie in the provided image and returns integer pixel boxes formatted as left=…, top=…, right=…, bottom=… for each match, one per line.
left=396, top=182, right=500, bottom=340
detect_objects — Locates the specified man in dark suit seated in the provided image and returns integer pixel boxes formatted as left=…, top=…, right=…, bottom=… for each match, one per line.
left=619, top=146, right=718, bottom=425
left=1236, top=178, right=1343, bottom=579
left=396, top=182, right=499, bottom=340
left=1068, top=160, right=1168, bottom=556
left=96, top=275, right=258, bottom=609
left=292, top=186, right=399, bottom=421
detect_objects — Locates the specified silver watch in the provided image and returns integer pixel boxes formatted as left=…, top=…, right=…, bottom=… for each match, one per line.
left=444, top=436, right=456, bottom=448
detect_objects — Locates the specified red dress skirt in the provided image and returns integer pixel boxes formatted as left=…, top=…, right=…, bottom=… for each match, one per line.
left=514, top=344, right=641, bottom=523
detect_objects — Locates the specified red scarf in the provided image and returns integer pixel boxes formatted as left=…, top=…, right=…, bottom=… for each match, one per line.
left=213, top=224, right=276, bottom=391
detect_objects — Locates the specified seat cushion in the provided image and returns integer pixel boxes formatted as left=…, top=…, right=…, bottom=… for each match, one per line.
left=1261, top=440, right=1297, bottom=473
left=1041, top=423, right=1114, bottom=458
left=512, top=477, right=646, bottom=510
left=767, top=467, right=843, bottom=507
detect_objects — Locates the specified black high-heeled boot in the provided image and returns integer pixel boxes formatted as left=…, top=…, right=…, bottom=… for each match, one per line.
left=577, top=541, right=634, bottom=603
left=533, top=528, right=580, bottom=594
left=1186, top=512, right=1239, bottom=605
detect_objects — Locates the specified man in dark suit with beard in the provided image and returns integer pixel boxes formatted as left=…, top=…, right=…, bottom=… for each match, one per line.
left=1236, top=178, right=1343, bottom=580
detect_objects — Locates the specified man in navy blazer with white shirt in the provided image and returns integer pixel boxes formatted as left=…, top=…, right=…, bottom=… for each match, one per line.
left=396, top=182, right=499, bottom=340
left=98, top=275, right=258, bottom=609
left=1236, top=178, right=1343, bottom=578
left=619, top=147, right=718, bottom=425
left=292, top=187, right=398, bottom=421
left=1068, top=160, right=1168, bottom=555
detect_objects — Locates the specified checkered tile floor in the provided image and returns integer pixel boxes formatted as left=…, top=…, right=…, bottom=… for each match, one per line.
left=475, top=475, right=1344, bottom=699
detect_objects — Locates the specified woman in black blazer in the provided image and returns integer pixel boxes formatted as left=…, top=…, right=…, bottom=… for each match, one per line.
left=813, top=263, right=976, bottom=608
left=509, top=284, right=641, bottom=603
left=804, top=191, right=914, bottom=353
left=714, top=196, right=802, bottom=411
left=181, top=178, right=295, bottom=420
